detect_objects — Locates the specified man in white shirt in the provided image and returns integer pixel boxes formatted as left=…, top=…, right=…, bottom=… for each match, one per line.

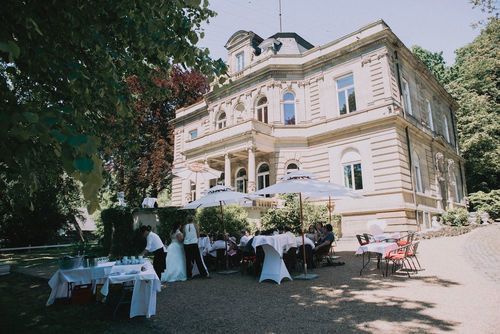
left=140, top=225, right=166, bottom=278
left=183, top=217, right=208, bottom=279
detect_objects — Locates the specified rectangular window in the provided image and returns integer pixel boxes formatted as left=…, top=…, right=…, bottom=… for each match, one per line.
left=343, top=163, right=363, bottom=190
left=402, top=79, right=413, bottom=115
left=283, top=103, right=295, bottom=125
left=337, top=74, right=356, bottom=115
left=189, top=129, right=198, bottom=140
left=190, top=182, right=196, bottom=201
left=426, top=99, right=434, bottom=131
left=415, top=165, right=423, bottom=193
left=236, top=52, right=244, bottom=72
left=443, top=115, right=451, bottom=142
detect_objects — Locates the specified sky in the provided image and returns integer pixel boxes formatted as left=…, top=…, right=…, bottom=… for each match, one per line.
left=199, top=0, right=493, bottom=65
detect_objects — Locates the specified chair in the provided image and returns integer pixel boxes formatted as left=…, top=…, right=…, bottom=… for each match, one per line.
left=363, top=233, right=376, bottom=243
left=406, top=240, right=421, bottom=272
left=215, top=248, right=226, bottom=270
left=396, top=232, right=415, bottom=246
left=385, top=244, right=412, bottom=277
left=283, top=247, right=297, bottom=273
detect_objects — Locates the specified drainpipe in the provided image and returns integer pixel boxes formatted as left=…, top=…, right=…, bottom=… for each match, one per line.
left=405, top=126, right=419, bottom=229
left=395, top=47, right=419, bottom=229
left=449, top=107, right=459, bottom=155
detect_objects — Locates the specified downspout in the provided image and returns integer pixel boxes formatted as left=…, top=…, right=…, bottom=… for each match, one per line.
left=394, top=49, right=419, bottom=228
left=449, top=107, right=459, bottom=155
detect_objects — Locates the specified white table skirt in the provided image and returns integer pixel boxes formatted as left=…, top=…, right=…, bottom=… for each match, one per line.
left=101, top=262, right=161, bottom=318
left=252, top=235, right=292, bottom=284
left=355, top=242, right=398, bottom=256
left=46, top=262, right=115, bottom=306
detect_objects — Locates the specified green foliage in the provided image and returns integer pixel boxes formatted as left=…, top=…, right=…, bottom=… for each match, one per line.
left=261, top=194, right=329, bottom=233
left=100, top=207, right=144, bottom=257
left=0, top=1, right=226, bottom=211
left=468, top=190, right=500, bottom=219
left=195, top=205, right=249, bottom=237
left=442, top=208, right=469, bottom=226
left=156, top=207, right=194, bottom=243
left=412, top=19, right=499, bottom=193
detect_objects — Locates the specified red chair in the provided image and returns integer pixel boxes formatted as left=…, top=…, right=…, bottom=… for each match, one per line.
left=385, top=244, right=412, bottom=277
left=406, top=240, right=421, bottom=272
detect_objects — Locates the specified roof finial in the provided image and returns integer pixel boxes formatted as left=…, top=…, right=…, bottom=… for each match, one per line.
left=279, top=0, right=283, bottom=32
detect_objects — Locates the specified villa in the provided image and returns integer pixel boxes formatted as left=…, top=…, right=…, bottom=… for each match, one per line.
left=171, top=20, right=466, bottom=236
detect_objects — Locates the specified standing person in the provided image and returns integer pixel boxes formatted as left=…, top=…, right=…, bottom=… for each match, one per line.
left=162, top=222, right=187, bottom=282
left=183, top=217, right=209, bottom=279
left=140, top=225, right=166, bottom=278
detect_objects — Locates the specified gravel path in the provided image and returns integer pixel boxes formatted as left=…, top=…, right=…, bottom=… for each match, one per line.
left=140, top=224, right=500, bottom=334
left=12, top=225, right=500, bottom=333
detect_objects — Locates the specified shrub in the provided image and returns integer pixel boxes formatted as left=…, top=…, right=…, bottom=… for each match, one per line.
left=100, top=207, right=144, bottom=257
left=156, top=207, right=194, bottom=243
left=468, top=190, right=500, bottom=220
left=261, top=194, right=330, bottom=233
left=195, top=205, right=249, bottom=238
left=442, top=208, right=469, bottom=226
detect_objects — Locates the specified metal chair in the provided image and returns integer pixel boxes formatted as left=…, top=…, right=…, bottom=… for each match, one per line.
left=385, top=244, right=412, bottom=277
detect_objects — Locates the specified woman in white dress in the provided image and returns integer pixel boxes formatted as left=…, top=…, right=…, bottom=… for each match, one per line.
left=161, top=223, right=187, bottom=282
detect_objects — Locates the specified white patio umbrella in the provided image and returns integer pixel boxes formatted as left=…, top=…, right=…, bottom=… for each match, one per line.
left=183, top=185, right=260, bottom=272
left=173, top=162, right=222, bottom=200
left=253, top=170, right=362, bottom=280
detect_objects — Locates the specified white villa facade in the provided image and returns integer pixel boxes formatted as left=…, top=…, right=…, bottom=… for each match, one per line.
left=171, top=20, right=466, bottom=236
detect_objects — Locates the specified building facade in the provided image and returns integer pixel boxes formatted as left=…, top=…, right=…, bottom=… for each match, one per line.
left=171, top=20, right=466, bottom=236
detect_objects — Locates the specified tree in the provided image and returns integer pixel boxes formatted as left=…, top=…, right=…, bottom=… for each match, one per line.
left=196, top=205, right=249, bottom=237
left=412, top=19, right=499, bottom=193
left=0, top=1, right=226, bottom=212
left=105, top=66, right=209, bottom=206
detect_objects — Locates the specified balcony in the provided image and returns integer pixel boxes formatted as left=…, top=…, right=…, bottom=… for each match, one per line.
left=184, top=120, right=272, bottom=153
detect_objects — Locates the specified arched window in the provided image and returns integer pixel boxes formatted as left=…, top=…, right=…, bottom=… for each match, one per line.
left=341, top=150, right=363, bottom=190
left=283, top=92, right=296, bottom=125
left=413, top=153, right=424, bottom=193
left=235, top=168, right=247, bottom=193
left=217, top=112, right=227, bottom=130
left=256, top=97, right=268, bottom=124
left=286, top=162, right=299, bottom=174
left=257, top=163, right=270, bottom=190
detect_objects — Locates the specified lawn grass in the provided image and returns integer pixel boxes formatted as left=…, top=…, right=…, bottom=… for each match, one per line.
left=0, top=273, right=158, bottom=334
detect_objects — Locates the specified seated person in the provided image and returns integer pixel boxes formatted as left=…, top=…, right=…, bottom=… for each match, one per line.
left=314, top=223, right=335, bottom=255
left=283, top=226, right=298, bottom=252
left=239, top=229, right=251, bottom=246
left=208, top=234, right=227, bottom=257
left=306, top=225, right=319, bottom=243
left=296, top=235, right=316, bottom=269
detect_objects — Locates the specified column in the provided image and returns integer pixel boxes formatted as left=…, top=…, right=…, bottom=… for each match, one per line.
left=224, top=153, right=231, bottom=188
left=247, top=147, right=256, bottom=192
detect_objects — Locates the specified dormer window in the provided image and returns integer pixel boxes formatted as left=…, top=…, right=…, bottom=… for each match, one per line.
left=189, top=129, right=198, bottom=140
left=217, top=112, right=227, bottom=130
left=236, top=52, right=244, bottom=72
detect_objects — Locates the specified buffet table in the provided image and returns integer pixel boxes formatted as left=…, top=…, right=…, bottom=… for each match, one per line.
left=47, top=260, right=161, bottom=318
left=46, top=261, right=115, bottom=306
left=100, top=262, right=161, bottom=318
left=252, top=235, right=293, bottom=284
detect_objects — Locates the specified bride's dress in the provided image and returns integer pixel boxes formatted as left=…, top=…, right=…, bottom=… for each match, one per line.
left=161, top=230, right=187, bottom=282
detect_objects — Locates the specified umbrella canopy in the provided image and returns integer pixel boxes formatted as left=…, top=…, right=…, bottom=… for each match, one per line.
left=173, top=162, right=222, bottom=183
left=182, top=185, right=259, bottom=209
left=254, top=170, right=362, bottom=198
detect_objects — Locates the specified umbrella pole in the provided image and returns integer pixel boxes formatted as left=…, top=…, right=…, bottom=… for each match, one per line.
left=300, top=192, right=307, bottom=276
left=220, top=201, right=228, bottom=270
left=328, top=196, right=332, bottom=225
left=294, top=192, right=318, bottom=280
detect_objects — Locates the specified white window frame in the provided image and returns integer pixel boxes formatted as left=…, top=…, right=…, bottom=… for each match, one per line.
left=285, top=162, right=300, bottom=174
left=236, top=52, right=244, bottom=72
left=336, top=74, right=357, bottom=115
left=402, top=78, right=413, bottom=115
left=342, top=162, right=363, bottom=190
left=235, top=167, right=247, bottom=193
left=257, top=163, right=270, bottom=191
left=217, top=112, right=227, bottom=130
left=190, top=181, right=196, bottom=201
left=414, top=162, right=424, bottom=193
left=283, top=92, right=296, bottom=125
left=256, top=97, right=268, bottom=124
left=443, top=115, right=450, bottom=142
left=426, top=99, right=434, bottom=131
left=188, top=129, right=198, bottom=140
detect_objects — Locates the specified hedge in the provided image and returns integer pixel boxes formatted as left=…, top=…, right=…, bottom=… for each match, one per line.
left=100, top=207, right=144, bottom=257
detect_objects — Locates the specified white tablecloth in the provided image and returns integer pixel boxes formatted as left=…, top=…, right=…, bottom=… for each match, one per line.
left=252, top=235, right=292, bottom=284
left=46, top=262, right=115, bottom=305
left=355, top=242, right=398, bottom=256
left=100, top=262, right=161, bottom=318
